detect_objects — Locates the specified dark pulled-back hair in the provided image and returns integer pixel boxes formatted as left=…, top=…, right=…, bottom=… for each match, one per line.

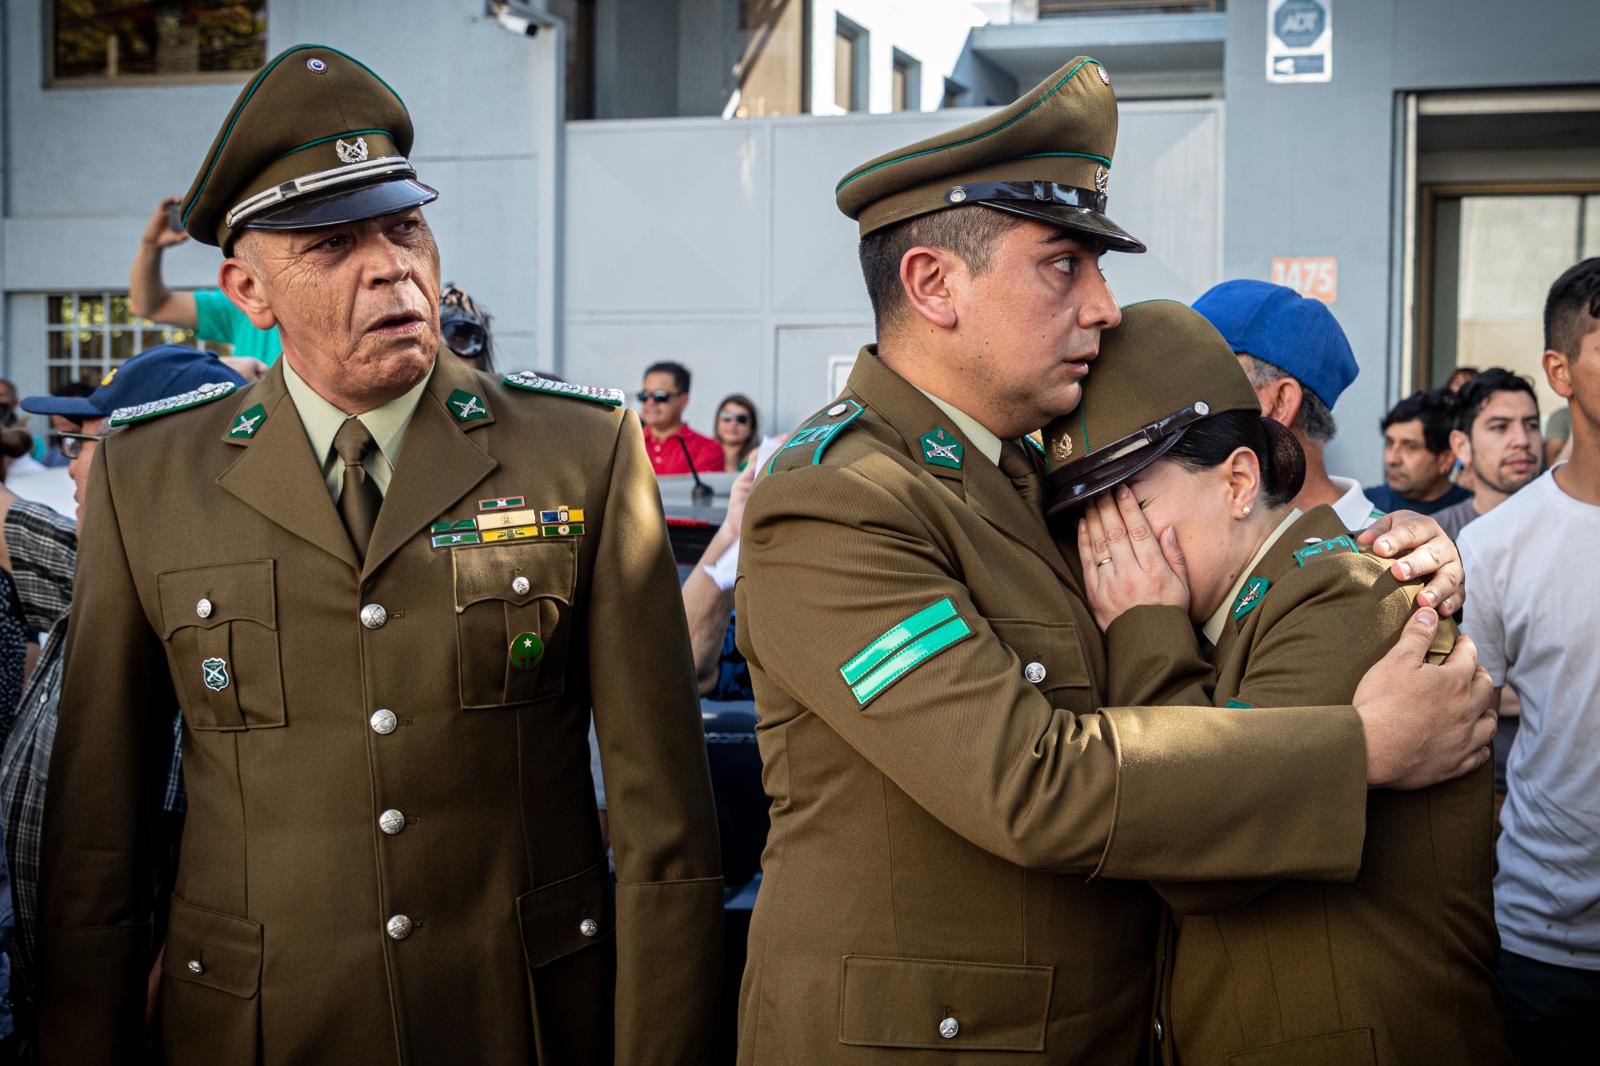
left=1381, top=388, right=1456, bottom=455
left=1163, top=410, right=1306, bottom=508
left=1544, top=256, right=1600, bottom=357
left=1453, top=368, right=1538, bottom=433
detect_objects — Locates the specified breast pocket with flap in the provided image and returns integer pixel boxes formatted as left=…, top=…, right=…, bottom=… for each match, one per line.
left=453, top=541, right=577, bottom=708
left=988, top=617, right=1094, bottom=715
left=157, top=560, right=285, bottom=731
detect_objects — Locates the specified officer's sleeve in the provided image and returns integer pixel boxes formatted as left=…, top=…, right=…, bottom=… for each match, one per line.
left=38, top=443, right=174, bottom=1064
left=587, top=410, right=722, bottom=1065
left=1154, top=565, right=1455, bottom=914
left=739, top=461, right=1366, bottom=881
left=1102, top=604, right=1215, bottom=707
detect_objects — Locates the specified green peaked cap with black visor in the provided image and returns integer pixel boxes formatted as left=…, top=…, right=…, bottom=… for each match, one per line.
left=180, top=44, right=436, bottom=252
left=1042, top=300, right=1263, bottom=516
left=834, top=56, right=1144, bottom=252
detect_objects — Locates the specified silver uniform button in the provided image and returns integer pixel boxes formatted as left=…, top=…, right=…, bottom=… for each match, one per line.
left=828, top=403, right=848, bottom=416
left=1154, top=1018, right=1164, bottom=1042
left=186, top=959, right=204, bottom=975
left=195, top=598, right=213, bottom=620
left=511, top=575, right=531, bottom=596
left=360, top=603, right=388, bottom=629
left=939, top=1017, right=960, bottom=1039
left=579, top=918, right=599, bottom=938
left=369, top=709, right=398, bottom=735
left=379, top=809, right=406, bottom=835
left=1024, top=661, right=1047, bottom=684
left=386, top=914, right=413, bottom=941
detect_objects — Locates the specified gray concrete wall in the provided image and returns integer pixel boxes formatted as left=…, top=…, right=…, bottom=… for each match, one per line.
left=1223, top=0, right=1600, bottom=483
left=0, top=0, right=560, bottom=395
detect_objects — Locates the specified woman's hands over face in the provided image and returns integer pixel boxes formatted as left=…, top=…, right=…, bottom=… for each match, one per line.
left=1077, top=485, right=1191, bottom=632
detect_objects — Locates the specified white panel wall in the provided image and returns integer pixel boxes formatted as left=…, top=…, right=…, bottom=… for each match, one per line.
left=564, top=100, right=1223, bottom=437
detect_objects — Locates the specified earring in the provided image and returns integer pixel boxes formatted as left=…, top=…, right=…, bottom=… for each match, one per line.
left=1240, top=505, right=1252, bottom=518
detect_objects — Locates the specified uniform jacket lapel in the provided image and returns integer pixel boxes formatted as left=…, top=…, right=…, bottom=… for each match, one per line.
left=361, top=353, right=497, bottom=579
left=216, top=363, right=360, bottom=572
left=847, top=350, right=1079, bottom=592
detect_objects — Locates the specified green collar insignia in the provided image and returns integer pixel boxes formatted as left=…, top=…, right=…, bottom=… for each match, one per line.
left=446, top=388, right=490, bottom=423
left=1232, top=576, right=1270, bottom=621
left=920, top=428, right=964, bottom=470
left=110, top=381, right=237, bottom=427
left=502, top=371, right=624, bottom=407
left=228, top=403, right=268, bottom=439
left=1293, top=535, right=1358, bottom=567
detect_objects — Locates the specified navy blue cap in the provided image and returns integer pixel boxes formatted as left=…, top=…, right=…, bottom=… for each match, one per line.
left=22, top=344, right=246, bottom=420
left=1191, top=280, right=1358, bottom=410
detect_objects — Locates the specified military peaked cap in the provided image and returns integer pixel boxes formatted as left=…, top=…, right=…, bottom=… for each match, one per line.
left=181, top=44, right=436, bottom=251
left=835, top=56, right=1143, bottom=251
left=1044, top=300, right=1262, bottom=513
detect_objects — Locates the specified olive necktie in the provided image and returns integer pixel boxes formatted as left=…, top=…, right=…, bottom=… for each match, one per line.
left=998, top=439, right=1045, bottom=515
left=333, top=418, right=383, bottom=559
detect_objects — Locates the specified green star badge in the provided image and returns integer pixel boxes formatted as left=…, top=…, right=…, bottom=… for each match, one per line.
left=508, top=631, right=544, bottom=671
left=1232, top=576, right=1270, bottom=621
left=920, top=428, right=964, bottom=470
left=228, top=403, right=268, bottom=439
left=447, top=388, right=490, bottom=423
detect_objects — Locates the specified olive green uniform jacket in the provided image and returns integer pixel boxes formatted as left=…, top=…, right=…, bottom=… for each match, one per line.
left=38, top=355, right=723, bottom=1065
left=1113, top=508, right=1509, bottom=1066
left=733, top=351, right=1371, bottom=1064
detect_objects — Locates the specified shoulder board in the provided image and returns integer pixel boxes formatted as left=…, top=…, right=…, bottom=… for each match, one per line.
left=109, top=381, right=237, bottom=427
left=769, top=399, right=866, bottom=474
left=1292, top=534, right=1360, bottom=567
left=502, top=371, right=623, bottom=408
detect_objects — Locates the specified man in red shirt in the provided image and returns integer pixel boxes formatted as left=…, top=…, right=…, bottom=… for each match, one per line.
left=640, top=361, right=725, bottom=476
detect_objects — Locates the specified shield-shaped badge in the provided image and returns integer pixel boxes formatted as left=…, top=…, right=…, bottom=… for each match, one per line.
left=201, top=657, right=230, bottom=692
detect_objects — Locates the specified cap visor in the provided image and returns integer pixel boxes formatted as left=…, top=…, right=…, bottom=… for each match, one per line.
left=21, top=396, right=105, bottom=419
left=984, top=202, right=1146, bottom=253
left=243, top=178, right=439, bottom=233
left=1044, top=433, right=1180, bottom=517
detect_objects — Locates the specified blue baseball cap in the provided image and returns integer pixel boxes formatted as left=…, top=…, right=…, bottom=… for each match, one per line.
left=22, top=345, right=246, bottom=421
left=1191, top=280, right=1358, bottom=410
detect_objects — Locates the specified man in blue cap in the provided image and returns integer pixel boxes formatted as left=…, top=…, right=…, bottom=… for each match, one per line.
left=3, top=346, right=242, bottom=1054
left=1193, top=279, right=1386, bottom=530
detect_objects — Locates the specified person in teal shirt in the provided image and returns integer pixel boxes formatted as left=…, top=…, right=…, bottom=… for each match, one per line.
left=129, top=196, right=283, bottom=368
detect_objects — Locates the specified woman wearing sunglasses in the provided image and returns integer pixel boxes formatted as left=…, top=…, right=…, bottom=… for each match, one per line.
left=713, top=393, right=760, bottom=472
left=1046, top=300, right=1509, bottom=1066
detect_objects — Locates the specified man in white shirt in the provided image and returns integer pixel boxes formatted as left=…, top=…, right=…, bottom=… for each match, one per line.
left=1459, top=256, right=1600, bottom=1066
left=1193, top=280, right=1385, bottom=531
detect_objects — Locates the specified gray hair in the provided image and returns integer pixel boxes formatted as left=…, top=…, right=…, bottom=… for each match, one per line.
left=1238, top=354, right=1337, bottom=445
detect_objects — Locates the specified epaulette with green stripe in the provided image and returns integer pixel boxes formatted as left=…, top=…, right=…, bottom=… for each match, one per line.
left=768, top=399, right=866, bottom=474
left=1292, top=534, right=1361, bottom=567
left=502, top=371, right=624, bottom=407
left=109, top=381, right=237, bottom=426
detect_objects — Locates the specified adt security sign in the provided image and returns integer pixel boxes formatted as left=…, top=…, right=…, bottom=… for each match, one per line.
left=1267, top=0, right=1333, bottom=84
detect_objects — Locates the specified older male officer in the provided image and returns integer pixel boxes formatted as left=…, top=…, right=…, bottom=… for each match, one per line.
left=39, top=45, right=721, bottom=1066
left=734, top=57, right=1492, bottom=1063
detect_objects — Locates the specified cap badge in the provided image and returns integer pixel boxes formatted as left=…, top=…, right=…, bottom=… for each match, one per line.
left=920, top=428, right=964, bottom=470
left=306, top=57, right=327, bottom=73
left=1052, top=433, right=1074, bottom=464
left=1098, top=65, right=1111, bottom=86
left=336, top=137, right=370, bottom=164
left=1095, top=167, right=1109, bottom=195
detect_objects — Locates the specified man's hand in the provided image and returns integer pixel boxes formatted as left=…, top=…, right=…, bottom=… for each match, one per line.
left=1077, top=486, right=1190, bottom=631
left=1358, top=510, right=1463, bottom=615
left=1354, top=607, right=1495, bottom=788
left=142, top=195, right=189, bottom=250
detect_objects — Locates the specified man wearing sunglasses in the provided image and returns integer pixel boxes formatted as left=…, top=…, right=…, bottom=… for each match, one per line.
left=638, top=361, right=724, bottom=477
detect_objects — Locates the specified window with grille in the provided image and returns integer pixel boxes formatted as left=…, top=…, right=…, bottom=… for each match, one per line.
left=50, top=0, right=267, bottom=85
left=45, top=293, right=225, bottom=392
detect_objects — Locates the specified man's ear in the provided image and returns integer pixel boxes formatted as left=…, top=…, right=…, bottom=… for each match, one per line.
left=1264, top=377, right=1303, bottom=429
left=899, top=246, right=961, bottom=331
left=218, top=246, right=278, bottom=331
left=1543, top=348, right=1574, bottom=399
left=1449, top=427, right=1472, bottom=467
